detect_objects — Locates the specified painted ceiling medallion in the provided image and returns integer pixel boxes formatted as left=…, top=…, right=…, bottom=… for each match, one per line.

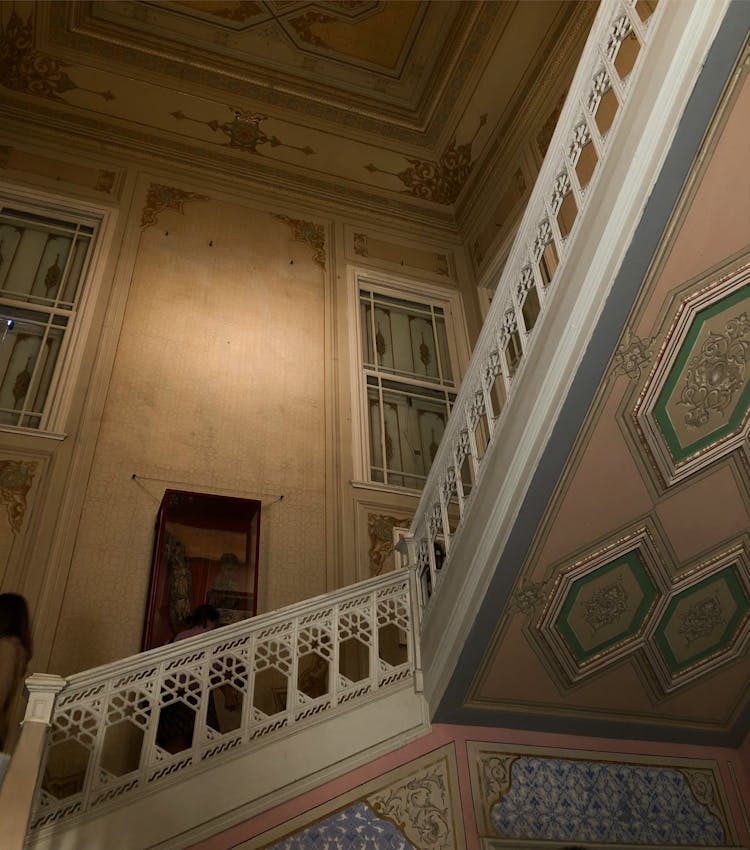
left=538, top=528, right=668, bottom=683
left=634, top=263, right=750, bottom=486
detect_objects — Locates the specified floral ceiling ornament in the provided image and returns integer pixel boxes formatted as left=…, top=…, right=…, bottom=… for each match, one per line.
left=365, top=114, right=487, bottom=205
left=679, top=312, right=750, bottom=428
left=583, top=577, right=630, bottom=633
left=508, top=579, right=549, bottom=616
left=140, top=183, right=210, bottom=229
left=171, top=107, right=315, bottom=157
left=678, top=593, right=725, bottom=646
left=611, top=327, right=656, bottom=381
left=272, top=213, right=326, bottom=270
left=0, top=9, right=114, bottom=101
left=0, top=459, right=37, bottom=534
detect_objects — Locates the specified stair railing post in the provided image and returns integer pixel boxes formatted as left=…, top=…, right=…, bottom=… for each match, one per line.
left=396, top=530, right=424, bottom=694
left=0, top=673, right=67, bottom=849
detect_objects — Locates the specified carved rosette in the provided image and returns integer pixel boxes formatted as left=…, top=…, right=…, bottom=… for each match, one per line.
left=367, top=758, right=455, bottom=850
left=273, top=214, right=326, bottom=270
left=140, top=183, right=209, bottom=229
left=0, top=459, right=37, bottom=533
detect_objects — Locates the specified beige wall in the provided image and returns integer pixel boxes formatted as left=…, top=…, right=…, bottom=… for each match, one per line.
left=0, top=148, right=474, bottom=677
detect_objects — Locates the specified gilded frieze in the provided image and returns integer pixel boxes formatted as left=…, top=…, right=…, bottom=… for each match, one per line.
left=140, top=183, right=210, bottom=230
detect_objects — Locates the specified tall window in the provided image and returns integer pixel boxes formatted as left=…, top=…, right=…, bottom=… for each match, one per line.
left=359, top=284, right=463, bottom=490
left=0, top=203, right=98, bottom=430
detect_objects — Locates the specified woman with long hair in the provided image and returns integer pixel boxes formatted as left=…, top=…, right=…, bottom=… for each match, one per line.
left=0, top=593, right=32, bottom=752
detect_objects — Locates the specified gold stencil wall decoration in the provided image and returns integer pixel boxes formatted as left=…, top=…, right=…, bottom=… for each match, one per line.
left=0, top=9, right=114, bottom=102
left=365, top=115, right=488, bottom=205
left=272, top=214, right=326, bottom=271
left=171, top=108, right=315, bottom=157
left=0, top=459, right=37, bottom=534
left=367, top=755, right=459, bottom=850
left=140, top=183, right=210, bottom=230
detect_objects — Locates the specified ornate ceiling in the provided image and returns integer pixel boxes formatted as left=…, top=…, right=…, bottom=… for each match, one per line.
left=1, top=1, right=594, bottom=224
left=436, top=22, right=750, bottom=746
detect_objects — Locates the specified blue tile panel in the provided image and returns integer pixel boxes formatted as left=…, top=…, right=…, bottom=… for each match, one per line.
left=491, top=756, right=725, bottom=845
left=267, top=801, right=417, bottom=849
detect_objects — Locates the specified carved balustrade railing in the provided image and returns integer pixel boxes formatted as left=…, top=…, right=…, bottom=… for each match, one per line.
left=28, top=569, right=418, bottom=831
left=405, top=0, right=664, bottom=612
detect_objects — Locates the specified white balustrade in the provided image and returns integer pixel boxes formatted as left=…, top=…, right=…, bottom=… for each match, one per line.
left=28, top=570, right=417, bottom=832
left=405, top=0, right=663, bottom=612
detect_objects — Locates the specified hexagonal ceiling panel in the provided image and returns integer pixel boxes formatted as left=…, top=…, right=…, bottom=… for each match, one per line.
left=635, top=263, right=750, bottom=486
left=647, top=551, right=750, bottom=692
left=538, top=528, right=667, bottom=683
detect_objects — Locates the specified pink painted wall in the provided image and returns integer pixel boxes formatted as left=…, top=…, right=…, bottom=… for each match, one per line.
left=190, top=724, right=750, bottom=849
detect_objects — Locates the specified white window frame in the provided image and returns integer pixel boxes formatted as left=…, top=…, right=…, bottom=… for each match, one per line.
left=0, top=184, right=116, bottom=437
left=349, top=268, right=471, bottom=493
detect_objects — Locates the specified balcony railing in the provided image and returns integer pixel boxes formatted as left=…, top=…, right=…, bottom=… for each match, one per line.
left=405, top=0, right=664, bottom=613
left=27, top=569, right=418, bottom=833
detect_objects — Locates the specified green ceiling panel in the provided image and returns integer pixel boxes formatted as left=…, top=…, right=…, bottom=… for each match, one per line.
left=555, top=551, right=659, bottom=665
left=653, top=284, right=750, bottom=463
left=654, top=565, right=749, bottom=674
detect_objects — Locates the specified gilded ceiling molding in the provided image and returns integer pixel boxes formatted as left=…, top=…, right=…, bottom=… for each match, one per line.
left=171, top=107, right=314, bottom=157
left=272, top=214, right=326, bottom=271
left=0, top=459, right=37, bottom=534
left=0, top=9, right=113, bottom=102
left=197, top=2, right=263, bottom=24
left=365, top=115, right=487, bottom=205
left=367, top=754, right=458, bottom=850
left=140, top=183, right=210, bottom=230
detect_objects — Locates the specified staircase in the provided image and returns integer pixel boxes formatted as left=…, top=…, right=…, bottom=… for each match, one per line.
left=9, top=571, right=428, bottom=850
left=0, top=0, right=732, bottom=846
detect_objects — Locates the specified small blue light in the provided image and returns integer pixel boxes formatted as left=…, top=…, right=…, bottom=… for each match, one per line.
left=4, top=319, right=13, bottom=330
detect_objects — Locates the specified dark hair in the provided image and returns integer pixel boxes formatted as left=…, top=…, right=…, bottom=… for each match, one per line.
left=0, top=593, right=32, bottom=655
left=190, top=604, right=220, bottom=628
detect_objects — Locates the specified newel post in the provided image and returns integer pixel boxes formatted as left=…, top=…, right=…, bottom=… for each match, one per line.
left=0, top=673, right=67, bottom=849
left=396, top=530, right=424, bottom=694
